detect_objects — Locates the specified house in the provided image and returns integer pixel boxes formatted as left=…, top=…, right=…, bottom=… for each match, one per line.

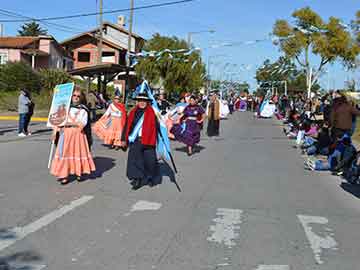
left=0, top=36, right=73, bottom=70
left=61, top=18, right=145, bottom=70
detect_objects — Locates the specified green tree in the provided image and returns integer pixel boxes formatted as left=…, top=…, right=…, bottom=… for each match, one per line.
left=18, top=21, right=48, bottom=36
left=0, top=61, right=41, bottom=93
left=39, top=69, right=73, bottom=95
left=256, top=57, right=320, bottom=95
left=273, top=7, right=360, bottom=96
left=135, top=33, right=206, bottom=94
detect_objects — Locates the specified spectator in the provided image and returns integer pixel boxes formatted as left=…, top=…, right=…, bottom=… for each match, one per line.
left=330, top=95, right=360, bottom=139
left=18, top=89, right=32, bottom=137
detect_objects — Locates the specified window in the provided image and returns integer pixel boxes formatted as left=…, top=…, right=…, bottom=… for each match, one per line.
left=0, top=52, right=8, bottom=65
left=102, top=51, right=115, bottom=63
left=78, top=51, right=91, bottom=62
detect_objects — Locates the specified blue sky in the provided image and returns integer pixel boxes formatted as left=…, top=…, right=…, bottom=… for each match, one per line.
left=1, top=0, right=359, bottom=90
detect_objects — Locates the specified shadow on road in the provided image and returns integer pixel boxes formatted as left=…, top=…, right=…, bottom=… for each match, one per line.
left=0, top=250, right=44, bottom=270
left=340, top=182, right=360, bottom=199
left=0, top=228, right=17, bottom=240
left=88, top=156, right=116, bottom=180
left=175, top=145, right=206, bottom=155
left=151, top=161, right=181, bottom=192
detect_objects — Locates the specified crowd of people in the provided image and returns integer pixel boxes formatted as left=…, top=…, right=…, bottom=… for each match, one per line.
left=47, top=85, right=244, bottom=189
left=275, top=91, right=360, bottom=185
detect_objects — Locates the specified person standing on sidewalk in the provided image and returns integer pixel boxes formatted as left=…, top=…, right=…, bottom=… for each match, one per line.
left=330, top=95, right=360, bottom=140
left=18, top=89, right=31, bottom=137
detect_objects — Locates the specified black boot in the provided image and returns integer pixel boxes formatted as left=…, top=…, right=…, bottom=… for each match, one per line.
left=131, top=179, right=142, bottom=190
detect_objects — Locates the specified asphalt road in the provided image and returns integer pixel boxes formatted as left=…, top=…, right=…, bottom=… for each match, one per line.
left=0, top=112, right=359, bottom=270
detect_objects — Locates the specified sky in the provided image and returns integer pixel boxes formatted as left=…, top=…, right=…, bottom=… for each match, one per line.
left=1, top=0, right=359, bottom=91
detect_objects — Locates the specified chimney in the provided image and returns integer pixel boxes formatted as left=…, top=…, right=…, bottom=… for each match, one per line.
left=117, top=16, right=126, bottom=28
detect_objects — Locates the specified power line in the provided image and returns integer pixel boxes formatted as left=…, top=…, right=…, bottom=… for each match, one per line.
left=0, top=0, right=195, bottom=23
left=0, top=8, right=87, bottom=34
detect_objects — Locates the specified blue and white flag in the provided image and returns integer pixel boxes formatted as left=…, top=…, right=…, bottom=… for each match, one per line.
left=138, top=81, right=172, bottom=161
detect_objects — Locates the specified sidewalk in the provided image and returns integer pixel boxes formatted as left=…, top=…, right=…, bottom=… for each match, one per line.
left=0, top=121, right=51, bottom=143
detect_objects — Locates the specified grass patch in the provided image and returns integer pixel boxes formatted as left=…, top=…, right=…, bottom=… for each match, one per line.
left=0, top=91, right=51, bottom=116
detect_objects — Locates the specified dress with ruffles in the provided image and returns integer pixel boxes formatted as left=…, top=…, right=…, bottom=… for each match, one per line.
left=50, top=107, right=96, bottom=179
left=92, top=103, right=126, bottom=146
left=170, top=105, right=204, bottom=147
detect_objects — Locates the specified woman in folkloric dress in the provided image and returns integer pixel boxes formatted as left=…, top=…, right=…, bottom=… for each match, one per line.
left=93, top=95, right=126, bottom=150
left=171, top=95, right=205, bottom=156
left=50, top=89, right=96, bottom=185
left=166, top=97, right=187, bottom=139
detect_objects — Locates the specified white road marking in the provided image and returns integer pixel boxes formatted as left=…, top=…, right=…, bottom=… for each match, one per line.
left=207, top=208, right=243, bottom=248
left=8, top=262, right=46, bottom=270
left=254, top=265, right=290, bottom=270
left=297, top=214, right=338, bottom=265
left=0, top=195, right=93, bottom=252
left=124, top=200, right=162, bottom=216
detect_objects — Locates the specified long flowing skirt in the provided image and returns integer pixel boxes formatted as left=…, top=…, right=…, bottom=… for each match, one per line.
left=50, top=128, right=96, bottom=179
left=93, top=115, right=123, bottom=146
left=171, top=119, right=201, bottom=147
left=207, top=119, right=220, bottom=137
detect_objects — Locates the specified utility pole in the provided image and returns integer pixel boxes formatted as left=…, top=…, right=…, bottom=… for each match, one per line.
left=187, top=33, right=191, bottom=47
left=97, top=0, right=103, bottom=65
left=0, top=24, right=3, bottom=37
left=124, top=0, right=134, bottom=104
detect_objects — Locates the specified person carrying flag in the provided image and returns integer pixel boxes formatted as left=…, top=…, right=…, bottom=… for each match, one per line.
left=121, top=92, right=159, bottom=190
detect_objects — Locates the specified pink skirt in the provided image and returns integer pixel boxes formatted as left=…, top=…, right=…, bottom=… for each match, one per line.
left=50, top=127, right=96, bottom=179
left=93, top=116, right=124, bottom=146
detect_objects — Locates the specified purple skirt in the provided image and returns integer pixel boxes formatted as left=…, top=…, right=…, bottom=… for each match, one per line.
left=171, top=120, right=201, bottom=147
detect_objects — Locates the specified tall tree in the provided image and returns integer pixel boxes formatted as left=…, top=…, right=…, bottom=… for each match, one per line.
left=135, top=33, right=206, bottom=94
left=18, top=21, right=48, bottom=36
left=273, top=7, right=360, bottom=97
left=256, top=57, right=320, bottom=95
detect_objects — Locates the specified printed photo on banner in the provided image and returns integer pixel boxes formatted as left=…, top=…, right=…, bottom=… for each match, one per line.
left=47, top=83, right=75, bottom=127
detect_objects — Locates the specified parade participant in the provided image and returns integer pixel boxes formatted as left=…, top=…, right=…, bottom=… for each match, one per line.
left=234, top=96, right=241, bottom=111
left=121, top=93, right=158, bottom=190
left=93, top=95, right=126, bottom=150
left=207, top=92, right=221, bottom=137
left=50, top=88, right=96, bottom=185
left=157, top=93, right=171, bottom=115
left=166, top=97, right=187, bottom=139
left=87, top=91, right=98, bottom=122
left=227, top=93, right=235, bottom=114
left=171, top=95, right=205, bottom=156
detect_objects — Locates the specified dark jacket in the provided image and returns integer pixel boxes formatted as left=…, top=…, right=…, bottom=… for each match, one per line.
left=330, top=101, right=360, bottom=130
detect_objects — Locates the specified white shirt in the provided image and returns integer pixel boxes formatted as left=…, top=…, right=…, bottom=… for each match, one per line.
left=67, top=107, right=88, bottom=127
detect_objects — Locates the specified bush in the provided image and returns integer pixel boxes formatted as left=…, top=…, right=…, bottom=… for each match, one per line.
left=0, top=62, right=41, bottom=93
left=39, top=68, right=73, bottom=94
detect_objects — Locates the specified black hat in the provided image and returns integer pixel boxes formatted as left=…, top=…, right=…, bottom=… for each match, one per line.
left=134, top=92, right=151, bottom=101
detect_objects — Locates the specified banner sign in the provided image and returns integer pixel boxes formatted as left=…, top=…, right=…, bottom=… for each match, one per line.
left=47, top=83, right=74, bottom=127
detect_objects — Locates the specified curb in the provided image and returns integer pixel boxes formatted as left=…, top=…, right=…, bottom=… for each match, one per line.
left=0, top=116, right=48, bottom=122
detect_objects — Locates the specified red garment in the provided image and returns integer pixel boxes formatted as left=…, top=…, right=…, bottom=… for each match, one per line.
left=125, top=105, right=157, bottom=146
left=113, top=101, right=126, bottom=112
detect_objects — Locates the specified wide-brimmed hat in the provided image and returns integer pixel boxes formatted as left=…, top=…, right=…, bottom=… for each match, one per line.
left=134, top=92, right=152, bottom=101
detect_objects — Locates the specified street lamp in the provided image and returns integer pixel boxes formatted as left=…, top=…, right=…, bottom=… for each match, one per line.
left=187, top=30, right=215, bottom=47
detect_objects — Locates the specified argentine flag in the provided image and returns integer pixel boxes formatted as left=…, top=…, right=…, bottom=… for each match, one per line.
left=137, top=81, right=172, bottom=161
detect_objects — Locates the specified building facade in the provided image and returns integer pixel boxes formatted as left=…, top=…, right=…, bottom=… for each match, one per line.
left=0, top=36, right=73, bottom=70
